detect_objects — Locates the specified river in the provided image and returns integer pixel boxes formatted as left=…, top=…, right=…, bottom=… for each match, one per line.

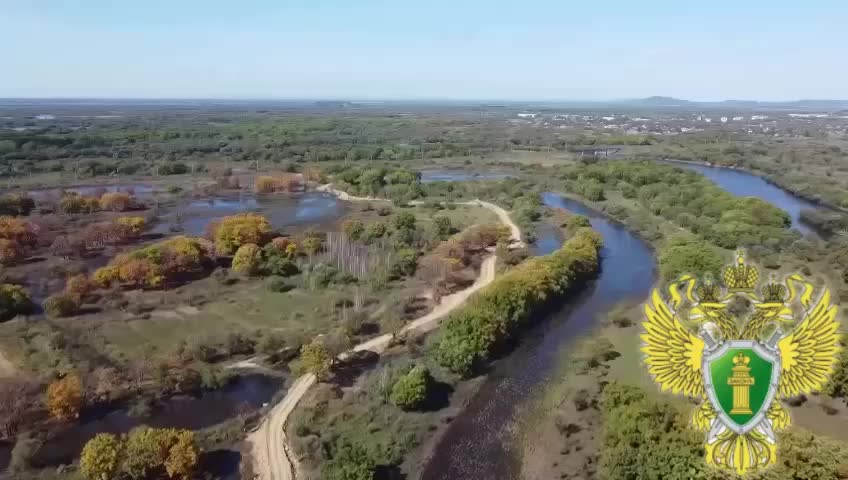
left=422, top=192, right=656, bottom=479
left=660, top=160, right=820, bottom=236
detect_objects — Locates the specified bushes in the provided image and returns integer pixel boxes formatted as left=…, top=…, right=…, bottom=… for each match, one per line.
left=116, top=216, right=146, bottom=237
left=0, top=216, right=36, bottom=247
left=658, top=235, right=725, bottom=280
left=255, top=174, right=303, bottom=193
left=436, top=227, right=602, bottom=376
left=214, top=213, right=271, bottom=254
left=0, top=283, right=33, bottom=321
left=0, top=238, right=23, bottom=266
left=0, top=194, right=35, bottom=216
left=98, top=236, right=214, bottom=289
left=43, top=294, right=79, bottom=318
left=343, top=220, right=365, bottom=240
left=391, top=248, right=419, bottom=278
left=45, top=374, right=84, bottom=420
left=232, top=243, right=262, bottom=276
left=80, top=427, right=199, bottom=480
left=390, top=365, right=432, bottom=410
left=60, top=193, right=101, bottom=214
left=99, top=192, right=133, bottom=211
left=301, top=339, right=333, bottom=380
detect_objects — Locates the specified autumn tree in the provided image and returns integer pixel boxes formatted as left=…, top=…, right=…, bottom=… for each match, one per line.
left=214, top=213, right=271, bottom=254
left=115, top=216, right=146, bottom=237
left=164, top=430, right=199, bottom=480
left=232, top=243, right=261, bottom=276
left=65, top=274, right=93, bottom=304
left=80, top=433, right=123, bottom=480
left=301, top=339, right=333, bottom=380
left=301, top=235, right=323, bottom=259
left=92, top=266, right=119, bottom=289
left=60, top=193, right=100, bottom=214
left=46, top=373, right=84, bottom=420
left=0, top=216, right=36, bottom=247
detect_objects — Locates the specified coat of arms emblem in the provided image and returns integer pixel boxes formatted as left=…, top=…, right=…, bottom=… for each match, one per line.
left=641, top=251, right=842, bottom=474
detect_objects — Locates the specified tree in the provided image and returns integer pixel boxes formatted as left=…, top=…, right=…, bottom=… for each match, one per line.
left=390, top=365, right=432, bottom=410
left=214, top=213, right=271, bottom=254
left=0, top=194, right=35, bottom=216
left=123, top=427, right=172, bottom=480
left=232, top=243, right=261, bottom=276
left=301, top=339, right=333, bottom=380
left=43, top=293, right=80, bottom=318
left=343, top=220, right=365, bottom=241
left=394, top=211, right=416, bottom=230
left=65, top=274, right=93, bottom=304
left=80, top=433, right=123, bottom=480
left=301, top=235, right=323, bottom=258
left=46, top=374, right=84, bottom=420
left=0, top=283, right=32, bottom=321
left=92, top=266, right=120, bottom=289
left=321, top=442, right=376, bottom=480
left=391, top=248, right=419, bottom=277
left=0, top=216, right=36, bottom=247
left=433, top=216, right=452, bottom=238
left=658, top=236, right=725, bottom=280
left=164, top=430, right=199, bottom=480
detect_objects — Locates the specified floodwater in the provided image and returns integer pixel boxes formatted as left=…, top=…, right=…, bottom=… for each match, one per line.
left=422, top=192, right=656, bottom=480
left=660, top=160, right=821, bottom=236
left=25, top=183, right=155, bottom=200
left=0, top=374, right=281, bottom=474
left=151, top=191, right=346, bottom=236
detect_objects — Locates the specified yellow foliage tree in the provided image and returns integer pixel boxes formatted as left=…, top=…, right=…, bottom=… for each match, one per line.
left=92, top=266, right=120, bottom=289
left=214, top=213, right=271, bottom=254
left=80, top=433, right=122, bottom=480
left=232, top=243, right=261, bottom=276
left=46, top=374, right=84, bottom=420
left=165, top=430, right=198, bottom=480
left=99, top=192, right=133, bottom=212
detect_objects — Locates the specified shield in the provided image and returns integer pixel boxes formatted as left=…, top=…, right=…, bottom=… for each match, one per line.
left=703, top=340, right=781, bottom=435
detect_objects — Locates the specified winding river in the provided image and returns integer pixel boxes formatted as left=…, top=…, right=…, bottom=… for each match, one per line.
left=422, top=192, right=656, bottom=479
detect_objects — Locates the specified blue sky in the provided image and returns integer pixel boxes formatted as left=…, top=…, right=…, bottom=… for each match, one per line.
left=2, top=0, right=846, bottom=100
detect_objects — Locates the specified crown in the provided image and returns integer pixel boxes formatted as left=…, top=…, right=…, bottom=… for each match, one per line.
left=761, top=277, right=788, bottom=303
left=723, top=250, right=758, bottom=291
left=696, top=275, right=721, bottom=303
left=732, top=352, right=750, bottom=366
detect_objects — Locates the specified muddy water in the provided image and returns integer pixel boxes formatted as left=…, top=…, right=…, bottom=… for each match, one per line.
left=151, top=191, right=346, bottom=236
left=0, top=374, right=281, bottom=474
left=422, top=192, right=656, bottom=480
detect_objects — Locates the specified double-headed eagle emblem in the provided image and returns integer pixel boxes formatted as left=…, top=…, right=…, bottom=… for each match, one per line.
left=641, top=251, right=842, bottom=475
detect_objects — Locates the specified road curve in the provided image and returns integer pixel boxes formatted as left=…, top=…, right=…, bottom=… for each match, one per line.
left=248, top=187, right=520, bottom=480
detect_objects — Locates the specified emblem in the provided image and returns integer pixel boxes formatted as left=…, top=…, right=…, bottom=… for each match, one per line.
left=641, top=251, right=842, bottom=474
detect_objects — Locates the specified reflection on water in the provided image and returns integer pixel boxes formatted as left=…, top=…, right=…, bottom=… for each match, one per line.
left=662, top=160, right=820, bottom=236
left=423, top=193, right=656, bottom=480
left=31, top=374, right=281, bottom=469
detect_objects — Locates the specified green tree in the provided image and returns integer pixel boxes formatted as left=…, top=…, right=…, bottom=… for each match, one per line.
left=80, top=433, right=123, bottom=480
left=343, top=220, right=365, bottom=241
left=321, top=442, right=376, bottom=480
left=123, top=427, right=173, bottom=479
left=390, top=365, right=432, bottom=410
left=0, top=283, right=32, bottom=321
left=391, top=248, right=419, bottom=277
left=433, top=216, right=452, bottom=238
left=658, top=236, right=725, bottom=280
left=301, top=339, right=333, bottom=380
left=232, top=243, right=262, bottom=276
left=393, top=212, right=416, bottom=230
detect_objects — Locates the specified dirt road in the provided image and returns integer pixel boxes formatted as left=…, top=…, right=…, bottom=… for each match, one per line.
left=248, top=188, right=520, bottom=480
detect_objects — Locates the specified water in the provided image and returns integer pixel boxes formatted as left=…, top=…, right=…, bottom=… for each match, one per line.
left=419, top=170, right=512, bottom=183
left=25, top=183, right=154, bottom=200
left=12, top=374, right=281, bottom=470
left=422, top=192, right=656, bottom=480
left=152, top=191, right=346, bottom=236
left=661, top=160, right=820, bottom=236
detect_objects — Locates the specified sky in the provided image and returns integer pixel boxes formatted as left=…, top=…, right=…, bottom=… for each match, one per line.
left=2, top=0, right=847, bottom=101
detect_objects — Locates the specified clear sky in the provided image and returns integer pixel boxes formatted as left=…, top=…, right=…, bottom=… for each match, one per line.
left=2, top=0, right=846, bottom=101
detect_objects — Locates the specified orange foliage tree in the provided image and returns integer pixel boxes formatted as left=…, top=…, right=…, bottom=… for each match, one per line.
left=214, top=213, right=271, bottom=254
left=65, top=274, right=93, bottom=304
left=254, top=174, right=303, bottom=193
left=0, top=216, right=37, bottom=247
left=99, top=192, right=133, bottom=211
left=46, top=374, right=84, bottom=420
left=96, top=236, right=214, bottom=289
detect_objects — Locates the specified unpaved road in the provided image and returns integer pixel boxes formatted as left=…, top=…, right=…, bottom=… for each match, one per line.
left=248, top=188, right=521, bottom=480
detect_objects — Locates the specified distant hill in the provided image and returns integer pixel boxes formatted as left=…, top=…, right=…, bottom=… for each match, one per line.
left=615, top=97, right=848, bottom=110
left=621, top=96, right=696, bottom=107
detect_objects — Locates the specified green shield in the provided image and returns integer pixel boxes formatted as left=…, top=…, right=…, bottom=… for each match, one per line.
left=703, top=340, right=780, bottom=434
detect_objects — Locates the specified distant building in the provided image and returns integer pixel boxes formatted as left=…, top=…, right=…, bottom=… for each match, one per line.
left=720, top=117, right=728, bottom=123
left=517, top=113, right=538, bottom=118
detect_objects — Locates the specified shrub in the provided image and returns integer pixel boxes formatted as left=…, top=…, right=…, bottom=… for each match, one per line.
left=393, top=212, right=416, bottom=230
left=103, top=236, right=213, bottom=289
left=376, top=205, right=392, bottom=216
left=99, top=192, right=133, bottom=211
left=214, top=213, right=271, bottom=254
left=43, top=293, right=79, bottom=318
left=343, top=220, right=365, bottom=240
left=0, top=216, right=36, bottom=247
left=232, top=243, right=262, bottom=276
left=46, top=374, right=84, bottom=420
left=92, top=266, right=120, bottom=288
left=433, top=216, right=452, bottom=238
left=0, top=194, right=35, bottom=216
left=391, top=248, right=419, bottom=277
left=321, top=442, right=376, bottom=480
left=0, top=284, right=33, bottom=321
left=255, top=174, right=302, bottom=193
left=116, top=216, right=147, bottom=237
left=80, top=433, right=123, bottom=480
left=265, top=276, right=294, bottom=292
left=60, top=193, right=100, bottom=214
left=390, top=365, right=432, bottom=410
left=363, top=222, right=387, bottom=242
left=65, top=274, right=93, bottom=303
